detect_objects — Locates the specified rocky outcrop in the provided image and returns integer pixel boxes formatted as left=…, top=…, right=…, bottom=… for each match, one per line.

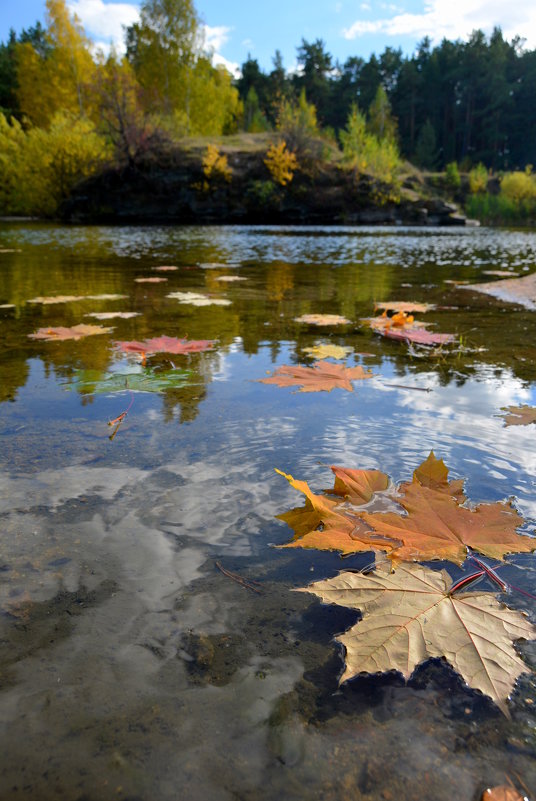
left=60, top=147, right=470, bottom=226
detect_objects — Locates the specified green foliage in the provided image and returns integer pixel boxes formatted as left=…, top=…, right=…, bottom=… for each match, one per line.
left=367, top=85, right=397, bottom=143
left=445, top=161, right=461, bottom=189
left=0, top=111, right=110, bottom=216
left=126, top=0, right=199, bottom=116
left=468, top=163, right=488, bottom=194
left=264, top=141, right=298, bottom=185
left=246, top=179, right=280, bottom=209
left=415, top=119, right=438, bottom=170
left=276, top=89, right=321, bottom=163
left=340, top=104, right=401, bottom=198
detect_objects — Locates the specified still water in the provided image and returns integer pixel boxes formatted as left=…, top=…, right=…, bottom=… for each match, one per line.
left=0, top=223, right=535, bottom=801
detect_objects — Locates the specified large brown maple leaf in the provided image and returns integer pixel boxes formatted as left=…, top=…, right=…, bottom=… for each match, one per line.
left=499, top=405, right=536, bottom=427
left=259, top=362, right=373, bottom=392
left=299, top=562, right=535, bottom=715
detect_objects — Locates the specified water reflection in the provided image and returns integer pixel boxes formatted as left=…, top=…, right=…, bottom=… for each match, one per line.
left=0, top=223, right=535, bottom=801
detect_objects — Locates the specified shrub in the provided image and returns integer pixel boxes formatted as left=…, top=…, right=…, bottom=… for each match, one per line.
left=264, top=141, right=298, bottom=186
left=445, top=161, right=461, bottom=190
left=468, top=163, right=488, bottom=194
left=500, top=170, right=536, bottom=202
left=202, top=144, right=232, bottom=186
left=0, top=111, right=110, bottom=216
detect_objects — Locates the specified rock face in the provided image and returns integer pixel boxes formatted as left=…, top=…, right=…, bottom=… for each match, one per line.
left=60, top=147, right=469, bottom=226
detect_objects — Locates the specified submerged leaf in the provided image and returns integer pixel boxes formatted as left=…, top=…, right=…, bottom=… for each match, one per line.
left=259, top=361, right=373, bottom=392
left=499, top=405, right=536, bottom=427
left=115, top=335, right=215, bottom=356
left=69, top=366, right=192, bottom=394
left=298, top=562, right=535, bottom=715
left=294, top=313, right=351, bottom=326
left=29, top=324, right=113, bottom=341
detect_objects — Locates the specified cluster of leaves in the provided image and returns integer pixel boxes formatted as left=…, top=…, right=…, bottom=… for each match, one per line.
left=263, top=141, right=298, bottom=186
left=276, top=452, right=536, bottom=712
left=364, top=308, right=455, bottom=346
left=201, top=144, right=232, bottom=189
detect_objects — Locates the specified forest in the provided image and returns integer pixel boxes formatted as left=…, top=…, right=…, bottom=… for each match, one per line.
left=1, top=0, right=536, bottom=222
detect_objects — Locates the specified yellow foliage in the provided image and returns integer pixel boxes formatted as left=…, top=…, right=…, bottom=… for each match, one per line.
left=264, top=141, right=298, bottom=186
left=202, top=144, right=232, bottom=185
left=0, top=111, right=110, bottom=216
left=468, top=163, right=488, bottom=194
left=500, top=171, right=536, bottom=202
left=16, top=0, right=96, bottom=127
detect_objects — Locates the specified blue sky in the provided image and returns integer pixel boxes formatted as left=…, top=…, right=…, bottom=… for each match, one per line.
left=2, top=0, right=536, bottom=74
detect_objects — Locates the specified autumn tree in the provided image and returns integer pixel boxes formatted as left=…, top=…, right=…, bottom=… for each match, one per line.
left=126, top=0, right=200, bottom=116
left=16, top=0, right=95, bottom=127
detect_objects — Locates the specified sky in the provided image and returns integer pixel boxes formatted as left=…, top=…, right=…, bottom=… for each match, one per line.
left=1, top=0, right=536, bottom=75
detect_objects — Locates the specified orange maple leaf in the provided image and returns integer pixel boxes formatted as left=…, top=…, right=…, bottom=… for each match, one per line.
left=259, top=362, right=373, bottom=392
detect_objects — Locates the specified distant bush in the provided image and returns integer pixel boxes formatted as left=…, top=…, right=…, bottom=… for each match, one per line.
left=264, top=141, right=298, bottom=186
left=0, top=111, right=110, bottom=216
left=276, top=89, right=322, bottom=166
left=340, top=104, right=401, bottom=201
left=246, top=179, right=280, bottom=209
left=445, top=161, right=461, bottom=190
left=468, top=163, right=488, bottom=194
left=500, top=169, right=536, bottom=202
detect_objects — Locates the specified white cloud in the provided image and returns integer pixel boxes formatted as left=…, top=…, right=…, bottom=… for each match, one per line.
left=343, top=0, right=536, bottom=48
left=204, top=24, right=232, bottom=53
left=212, top=52, right=241, bottom=78
left=68, top=0, right=139, bottom=52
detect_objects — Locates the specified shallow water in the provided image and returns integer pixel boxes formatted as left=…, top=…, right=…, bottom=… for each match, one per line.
left=0, top=222, right=535, bottom=801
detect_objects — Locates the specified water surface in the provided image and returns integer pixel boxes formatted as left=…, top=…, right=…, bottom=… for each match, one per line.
left=0, top=223, right=535, bottom=801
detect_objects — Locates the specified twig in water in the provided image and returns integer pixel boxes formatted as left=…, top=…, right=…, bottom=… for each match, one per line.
left=215, top=561, right=263, bottom=594
left=108, top=390, right=135, bottom=426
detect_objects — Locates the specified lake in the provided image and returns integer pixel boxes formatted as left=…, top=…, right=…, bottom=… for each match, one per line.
left=0, top=222, right=535, bottom=801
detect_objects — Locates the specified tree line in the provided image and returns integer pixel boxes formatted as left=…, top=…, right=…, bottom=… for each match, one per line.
left=1, top=0, right=535, bottom=219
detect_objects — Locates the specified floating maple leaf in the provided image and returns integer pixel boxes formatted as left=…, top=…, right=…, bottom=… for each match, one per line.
left=27, top=294, right=127, bottom=304
left=275, top=452, right=535, bottom=563
left=167, top=291, right=231, bottom=306
left=86, top=312, right=140, bottom=320
left=374, top=301, right=435, bottom=313
left=134, top=277, right=168, bottom=283
left=464, top=272, right=536, bottom=310
left=259, top=361, right=373, bottom=393
left=69, top=366, right=192, bottom=394
left=482, top=787, right=526, bottom=801
left=294, top=313, right=351, bottom=325
left=362, top=466, right=534, bottom=565
left=153, top=266, right=178, bottom=271
left=302, top=344, right=353, bottom=360
left=29, top=324, right=113, bottom=341
left=364, top=312, right=455, bottom=346
left=275, top=469, right=395, bottom=555
left=115, top=335, right=215, bottom=356
left=298, top=562, right=536, bottom=715
left=215, top=275, right=247, bottom=282
left=499, top=405, right=536, bottom=427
